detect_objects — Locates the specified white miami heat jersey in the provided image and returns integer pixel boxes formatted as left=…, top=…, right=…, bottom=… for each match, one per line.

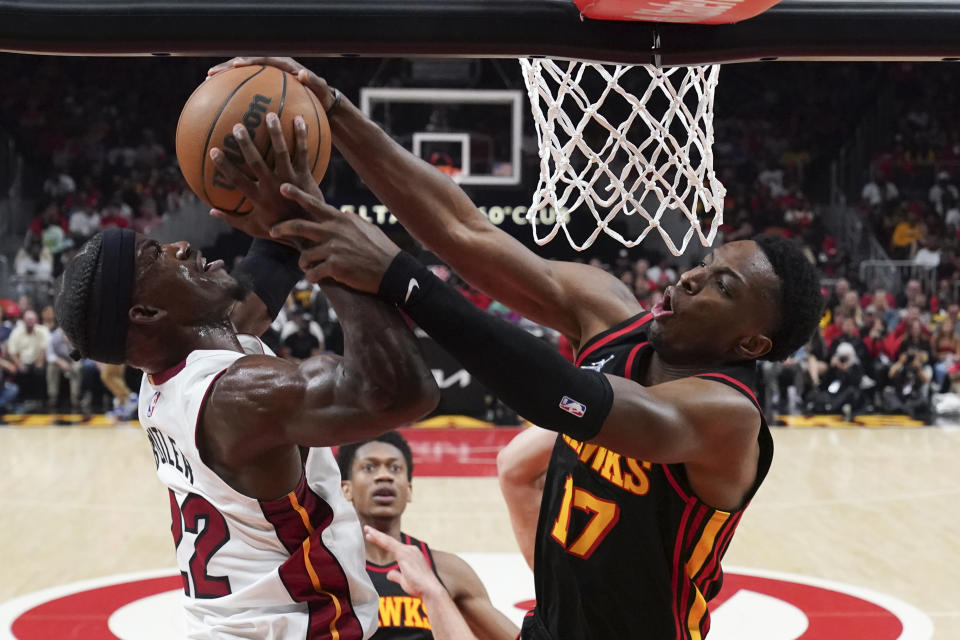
left=138, top=334, right=378, bottom=640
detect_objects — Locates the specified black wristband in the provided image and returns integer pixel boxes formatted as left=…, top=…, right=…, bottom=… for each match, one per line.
left=378, top=251, right=434, bottom=307
left=232, top=238, right=303, bottom=319
left=376, top=252, right=612, bottom=441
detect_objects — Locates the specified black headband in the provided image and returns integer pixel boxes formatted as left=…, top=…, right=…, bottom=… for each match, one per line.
left=86, top=228, right=136, bottom=364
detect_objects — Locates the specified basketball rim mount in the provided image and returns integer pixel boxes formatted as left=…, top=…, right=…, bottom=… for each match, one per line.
left=3, top=0, right=960, bottom=65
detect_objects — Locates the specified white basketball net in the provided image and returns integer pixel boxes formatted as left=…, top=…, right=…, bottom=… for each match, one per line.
left=520, top=59, right=725, bottom=255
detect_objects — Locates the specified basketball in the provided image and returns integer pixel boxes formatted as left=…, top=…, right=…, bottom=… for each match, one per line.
left=175, top=65, right=331, bottom=214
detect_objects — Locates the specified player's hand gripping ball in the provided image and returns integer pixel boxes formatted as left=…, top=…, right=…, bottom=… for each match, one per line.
left=176, top=65, right=331, bottom=214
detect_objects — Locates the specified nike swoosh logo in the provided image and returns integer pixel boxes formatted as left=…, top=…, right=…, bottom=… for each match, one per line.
left=405, top=278, right=420, bottom=303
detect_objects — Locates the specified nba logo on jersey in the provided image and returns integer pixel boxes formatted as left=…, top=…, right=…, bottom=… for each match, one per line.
left=146, top=391, right=161, bottom=418
left=559, top=395, right=586, bottom=418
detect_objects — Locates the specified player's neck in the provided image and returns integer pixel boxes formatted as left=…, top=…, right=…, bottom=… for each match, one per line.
left=130, top=320, right=242, bottom=374
left=361, top=515, right=403, bottom=565
left=645, top=351, right=710, bottom=385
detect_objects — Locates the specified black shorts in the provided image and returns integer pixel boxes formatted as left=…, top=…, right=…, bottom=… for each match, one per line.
left=519, top=611, right=552, bottom=640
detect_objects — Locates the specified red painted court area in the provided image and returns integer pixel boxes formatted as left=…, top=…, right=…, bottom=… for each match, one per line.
left=7, top=570, right=914, bottom=640
left=396, top=427, right=523, bottom=477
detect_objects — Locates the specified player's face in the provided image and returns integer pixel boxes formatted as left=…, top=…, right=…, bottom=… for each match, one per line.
left=132, top=235, right=246, bottom=324
left=342, top=442, right=412, bottom=522
left=647, top=240, right=779, bottom=364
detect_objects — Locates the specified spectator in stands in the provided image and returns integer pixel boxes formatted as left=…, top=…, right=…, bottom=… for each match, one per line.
left=808, top=341, right=864, bottom=420
left=761, top=349, right=804, bottom=422
left=914, top=235, right=942, bottom=269
left=282, top=312, right=322, bottom=362
left=929, top=170, right=959, bottom=215
left=0, top=348, right=19, bottom=421
left=825, top=278, right=851, bottom=313
left=863, top=311, right=897, bottom=389
left=135, top=128, right=166, bottom=167
left=720, top=209, right=755, bottom=243
left=39, top=305, right=55, bottom=331
left=823, top=310, right=851, bottom=349
left=279, top=304, right=326, bottom=348
left=758, top=163, right=787, bottom=199
left=894, top=304, right=932, bottom=339
left=14, top=234, right=53, bottom=282
left=16, top=295, right=33, bottom=314
left=864, top=289, right=900, bottom=331
left=67, top=194, right=101, bottom=241
left=99, top=193, right=132, bottom=229
left=800, top=330, right=829, bottom=406
left=0, top=305, right=12, bottom=346
left=861, top=172, right=899, bottom=208
left=930, top=315, right=959, bottom=389
left=41, top=170, right=76, bottom=200
left=837, top=290, right=863, bottom=327
left=28, top=201, right=72, bottom=256
left=6, top=310, right=50, bottom=408
left=46, top=325, right=83, bottom=413
left=132, top=196, right=163, bottom=234
left=945, top=302, right=960, bottom=338
left=633, top=275, right=654, bottom=307
left=99, top=363, right=138, bottom=421
left=830, top=316, right=872, bottom=372
left=884, top=319, right=933, bottom=418
left=896, top=280, right=924, bottom=310
left=891, top=207, right=926, bottom=259
left=944, top=191, right=960, bottom=229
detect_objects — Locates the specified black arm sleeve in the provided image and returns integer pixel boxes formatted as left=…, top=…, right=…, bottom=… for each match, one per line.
left=378, top=252, right=612, bottom=440
left=231, top=238, right=303, bottom=320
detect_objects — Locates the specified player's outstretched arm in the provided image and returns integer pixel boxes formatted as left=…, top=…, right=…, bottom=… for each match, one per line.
left=364, top=527, right=481, bottom=640
left=202, top=281, right=439, bottom=468
left=497, top=426, right=555, bottom=570
left=433, top=550, right=520, bottom=640
left=208, top=57, right=640, bottom=348
left=271, top=205, right=759, bottom=508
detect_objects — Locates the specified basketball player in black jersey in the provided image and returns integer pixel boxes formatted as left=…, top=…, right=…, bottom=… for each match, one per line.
left=207, top=56, right=824, bottom=640
left=337, top=432, right=519, bottom=640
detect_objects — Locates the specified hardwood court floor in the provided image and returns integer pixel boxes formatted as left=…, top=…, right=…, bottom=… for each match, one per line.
left=1, top=425, right=958, bottom=638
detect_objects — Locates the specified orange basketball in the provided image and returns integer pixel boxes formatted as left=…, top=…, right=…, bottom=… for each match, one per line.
left=175, top=65, right=331, bottom=214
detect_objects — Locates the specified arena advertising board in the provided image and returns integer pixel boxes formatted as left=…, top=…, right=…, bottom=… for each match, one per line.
left=0, top=556, right=932, bottom=639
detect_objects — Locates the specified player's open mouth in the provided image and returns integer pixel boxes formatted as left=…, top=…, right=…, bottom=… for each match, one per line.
left=201, top=256, right=225, bottom=273
left=651, top=286, right=675, bottom=319
left=372, top=487, right=397, bottom=504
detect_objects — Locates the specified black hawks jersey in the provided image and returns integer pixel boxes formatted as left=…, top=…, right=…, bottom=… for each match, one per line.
left=367, top=533, right=442, bottom=639
left=522, top=311, right=772, bottom=640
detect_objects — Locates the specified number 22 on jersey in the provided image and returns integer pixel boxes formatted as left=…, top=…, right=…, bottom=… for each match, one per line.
left=169, top=490, right=233, bottom=598
left=550, top=475, right=621, bottom=559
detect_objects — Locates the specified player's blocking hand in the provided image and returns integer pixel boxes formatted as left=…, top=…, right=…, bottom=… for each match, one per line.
left=207, top=57, right=337, bottom=112
left=208, top=112, right=323, bottom=244
left=270, top=185, right=401, bottom=293
left=363, top=526, right=447, bottom=601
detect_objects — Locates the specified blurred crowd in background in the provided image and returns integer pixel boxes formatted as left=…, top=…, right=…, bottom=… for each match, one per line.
left=5, top=56, right=960, bottom=423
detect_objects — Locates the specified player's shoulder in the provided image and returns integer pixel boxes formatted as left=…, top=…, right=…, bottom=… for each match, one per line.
left=551, top=260, right=645, bottom=349
left=431, top=549, right=486, bottom=599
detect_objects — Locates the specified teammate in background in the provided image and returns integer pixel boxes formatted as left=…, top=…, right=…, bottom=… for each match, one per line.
left=363, top=526, right=479, bottom=640
left=336, top=432, right=519, bottom=640
left=208, top=57, right=823, bottom=640
left=55, top=110, right=439, bottom=639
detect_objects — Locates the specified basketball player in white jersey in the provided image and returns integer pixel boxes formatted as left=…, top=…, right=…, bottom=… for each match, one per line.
left=54, top=111, right=440, bottom=640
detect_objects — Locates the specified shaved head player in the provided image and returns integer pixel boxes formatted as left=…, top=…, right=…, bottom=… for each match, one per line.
left=54, top=112, right=439, bottom=639
left=209, top=57, right=824, bottom=640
